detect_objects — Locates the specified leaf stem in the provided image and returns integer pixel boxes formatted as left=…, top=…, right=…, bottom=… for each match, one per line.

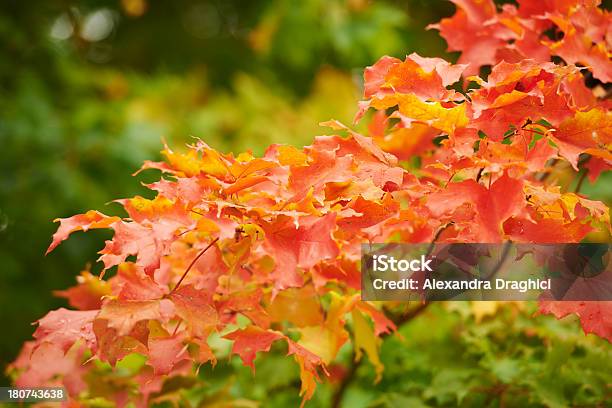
left=169, top=237, right=219, bottom=295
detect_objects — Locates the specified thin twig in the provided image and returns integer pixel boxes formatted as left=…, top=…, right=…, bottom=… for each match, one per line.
left=574, top=170, right=588, bottom=193
left=483, top=240, right=513, bottom=281
left=168, top=237, right=219, bottom=295
left=172, top=320, right=183, bottom=336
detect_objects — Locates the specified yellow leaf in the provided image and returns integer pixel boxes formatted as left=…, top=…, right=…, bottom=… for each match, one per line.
left=196, top=217, right=222, bottom=234
left=470, top=301, right=501, bottom=323
left=470, top=301, right=524, bottom=322
left=128, top=195, right=173, bottom=216
left=351, top=309, right=384, bottom=382
left=490, top=90, right=528, bottom=109
left=294, top=353, right=317, bottom=407
left=267, top=287, right=325, bottom=327
left=285, top=187, right=321, bottom=216
left=163, top=144, right=230, bottom=178
left=162, top=147, right=203, bottom=177
left=230, top=157, right=275, bottom=179
left=298, top=326, right=346, bottom=365
left=200, top=148, right=232, bottom=179
left=277, top=145, right=308, bottom=166
left=369, top=94, right=468, bottom=135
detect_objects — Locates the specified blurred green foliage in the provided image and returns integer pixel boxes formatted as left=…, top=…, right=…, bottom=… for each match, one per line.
left=1, top=0, right=610, bottom=405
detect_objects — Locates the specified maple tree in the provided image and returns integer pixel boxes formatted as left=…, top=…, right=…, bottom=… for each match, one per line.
left=9, top=0, right=611, bottom=406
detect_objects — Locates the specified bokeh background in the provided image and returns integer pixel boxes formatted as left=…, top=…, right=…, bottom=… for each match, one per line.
left=1, top=0, right=611, bottom=406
